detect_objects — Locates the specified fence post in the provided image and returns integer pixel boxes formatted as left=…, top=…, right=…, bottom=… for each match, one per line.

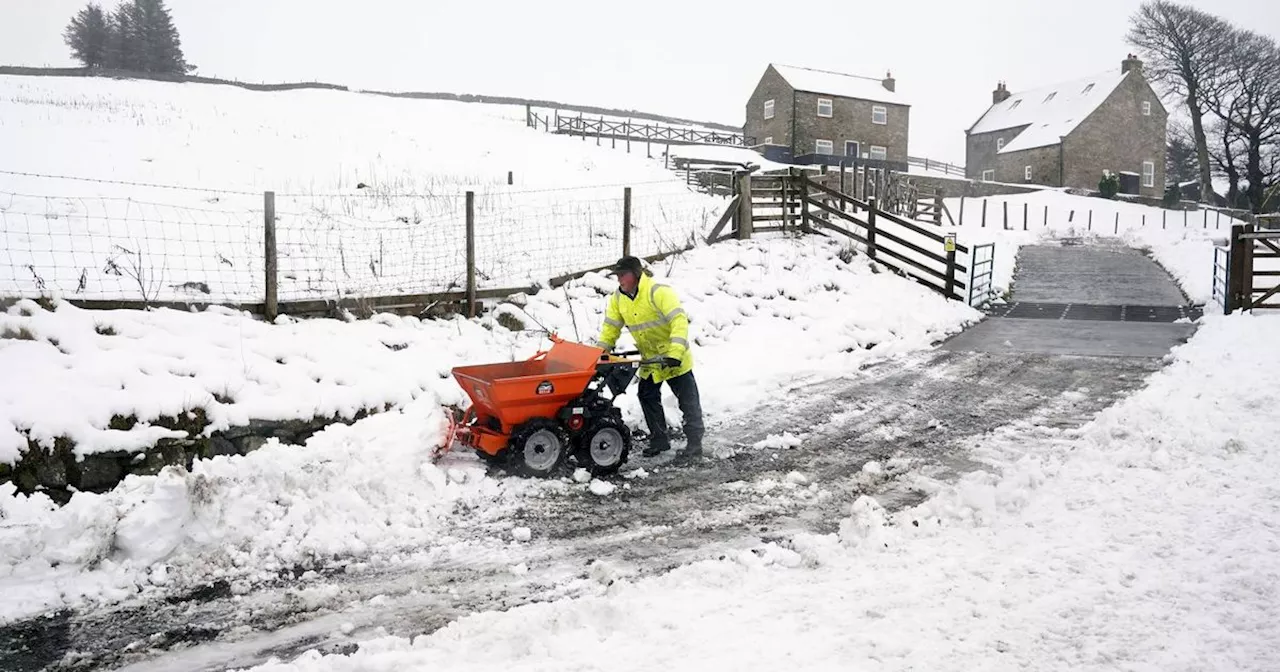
left=466, top=191, right=477, bottom=318
left=507, top=171, right=513, bottom=186
left=1087, top=210, right=1092, bottom=230
left=981, top=199, right=987, bottom=228
left=626, top=120, right=632, bottom=153
left=936, top=190, right=945, bottom=226
left=1203, top=210, right=1208, bottom=229
left=800, top=173, right=812, bottom=234
left=944, top=237, right=957, bottom=299
left=737, top=172, right=753, bottom=240
left=1227, top=224, right=1247, bottom=312
left=525, top=104, right=532, bottom=128
left=839, top=160, right=847, bottom=197
left=1115, top=212, right=1120, bottom=234
left=1163, top=211, right=1167, bottom=229
left=1044, top=205, right=1049, bottom=227
left=867, top=197, right=879, bottom=260
left=263, top=191, right=278, bottom=321
left=1003, top=201, right=1009, bottom=230
left=1023, top=202, right=1028, bottom=230
left=623, top=187, right=632, bottom=257
left=959, top=196, right=966, bottom=226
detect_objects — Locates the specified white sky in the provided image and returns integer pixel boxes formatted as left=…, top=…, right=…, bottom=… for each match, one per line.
left=1, top=0, right=1275, bottom=163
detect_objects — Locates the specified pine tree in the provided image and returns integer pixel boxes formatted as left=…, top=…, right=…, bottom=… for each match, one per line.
left=63, top=4, right=111, bottom=68
left=106, top=2, right=144, bottom=71
left=132, top=0, right=190, bottom=74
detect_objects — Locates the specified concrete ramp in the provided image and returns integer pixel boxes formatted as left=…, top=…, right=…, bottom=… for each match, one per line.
left=945, top=242, right=1197, bottom=359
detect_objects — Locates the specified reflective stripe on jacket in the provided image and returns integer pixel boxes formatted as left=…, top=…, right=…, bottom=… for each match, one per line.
left=595, top=273, right=693, bottom=382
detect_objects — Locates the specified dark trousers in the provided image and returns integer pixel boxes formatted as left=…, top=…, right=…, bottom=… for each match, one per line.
left=637, top=370, right=704, bottom=451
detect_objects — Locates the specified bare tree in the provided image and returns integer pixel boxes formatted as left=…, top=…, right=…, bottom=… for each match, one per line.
left=1205, top=29, right=1280, bottom=212
left=1127, top=1, right=1233, bottom=203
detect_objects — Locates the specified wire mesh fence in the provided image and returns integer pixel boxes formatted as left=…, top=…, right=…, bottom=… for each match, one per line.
left=1, top=179, right=731, bottom=311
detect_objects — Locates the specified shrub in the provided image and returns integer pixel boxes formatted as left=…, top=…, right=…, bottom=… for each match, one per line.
left=1098, top=171, right=1120, bottom=200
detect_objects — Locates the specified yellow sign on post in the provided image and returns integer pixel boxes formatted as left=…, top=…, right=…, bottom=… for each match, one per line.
left=944, top=233, right=956, bottom=253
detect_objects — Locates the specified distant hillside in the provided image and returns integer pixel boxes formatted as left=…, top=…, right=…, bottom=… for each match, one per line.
left=0, top=65, right=742, bottom=132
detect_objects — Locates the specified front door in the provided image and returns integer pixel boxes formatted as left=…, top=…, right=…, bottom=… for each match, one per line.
left=845, top=141, right=860, bottom=158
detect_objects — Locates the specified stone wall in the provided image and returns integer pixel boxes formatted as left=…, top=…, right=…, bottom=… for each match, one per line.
left=995, top=145, right=1063, bottom=187
left=1063, top=72, right=1168, bottom=197
left=745, top=67, right=794, bottom=150
left=1, top=407, right=384, bottom=505
left=965, top=125, right=1031, bottom=181
left=908, top=174, right=1047, bottom=199
left=792, top=92, right=910, bottom=163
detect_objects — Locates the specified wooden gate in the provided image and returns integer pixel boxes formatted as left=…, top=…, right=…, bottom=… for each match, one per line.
left=1218, top=224, right=1280, bottom=313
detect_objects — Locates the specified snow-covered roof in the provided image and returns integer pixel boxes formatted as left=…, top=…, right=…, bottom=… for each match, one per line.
left=970, top=69, right=1130, bottom=154
left=771, top=64, right=907, bottom=107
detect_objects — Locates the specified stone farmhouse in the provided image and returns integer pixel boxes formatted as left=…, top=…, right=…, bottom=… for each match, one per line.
left=965, top=55, right=1168, bottom=197
left=745, top=64, right=909, bottom=170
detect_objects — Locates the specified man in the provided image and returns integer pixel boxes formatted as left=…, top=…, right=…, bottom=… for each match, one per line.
left=594, top=256, right=704, bottom=459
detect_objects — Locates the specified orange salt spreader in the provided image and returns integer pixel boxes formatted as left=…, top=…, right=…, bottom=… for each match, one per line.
left=439, top=335, right=658, bottom=477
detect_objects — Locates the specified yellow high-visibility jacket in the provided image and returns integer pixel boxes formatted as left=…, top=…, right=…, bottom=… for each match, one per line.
left=595, top=273, right=693, bottom=382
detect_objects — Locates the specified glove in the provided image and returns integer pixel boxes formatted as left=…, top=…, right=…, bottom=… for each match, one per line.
left=660, top=357, right=682, bottom=369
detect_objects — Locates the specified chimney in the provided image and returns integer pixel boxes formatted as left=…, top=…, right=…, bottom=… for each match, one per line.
left=1122, top=53, right=1143, bottom=75
left=993, top=81, right=1011, bottom=104
left=882, top=70, right=896, bottom=93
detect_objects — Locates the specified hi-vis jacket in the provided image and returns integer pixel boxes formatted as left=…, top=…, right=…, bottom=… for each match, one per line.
left=595, top=273, right=693, bottom=382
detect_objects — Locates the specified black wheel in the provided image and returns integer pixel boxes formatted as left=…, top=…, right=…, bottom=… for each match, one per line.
left=507, top=418, right=571, bottom=478
left=576, top=416, right=631, bottom=476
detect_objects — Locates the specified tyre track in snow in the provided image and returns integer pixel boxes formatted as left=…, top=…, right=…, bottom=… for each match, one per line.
left=0, top=345, right=1166, bottom=672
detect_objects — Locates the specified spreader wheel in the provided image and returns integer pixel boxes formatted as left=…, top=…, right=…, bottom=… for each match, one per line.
left=507, top=418, right=571, bottom=478
left=577, top=416, right=631, bottom=476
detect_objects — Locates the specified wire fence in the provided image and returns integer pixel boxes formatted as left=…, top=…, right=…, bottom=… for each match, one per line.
left=1, top=178, right=729, bottom=312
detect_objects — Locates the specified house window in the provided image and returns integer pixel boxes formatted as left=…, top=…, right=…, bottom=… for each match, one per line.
left=817, top=98, right=833, bottom=118
left=1142, top=101, right=1152, bottom=116
left=1082, top=83, right=1095, bottom=94
left=997, top=138, right=1005, bottom=151
left=869, top=146, right=888, bottom=161
left=1009, top=100, right=1022, bottom=109
left=1142, top=160, right=1155, bottom=187
left=1025, top=166, right=1033, bottom=181
left=764, top=99, right=775, bottom=120
left=764, top=136, right=773, bottom=145
left=872, top=105, right=887, bottom=125
left=1044, top=92, right=1057, bottom=102
left=981, top=170, right=995, bottom=182
left=815, top=139, right=834, bottom=155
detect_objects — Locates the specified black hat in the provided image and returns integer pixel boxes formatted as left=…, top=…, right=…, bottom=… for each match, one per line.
left=608, top=256, right=643, bottom=276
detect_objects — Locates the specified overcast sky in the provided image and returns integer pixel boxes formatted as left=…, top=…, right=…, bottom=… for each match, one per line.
left=2, top=0, right=1275, bottom=162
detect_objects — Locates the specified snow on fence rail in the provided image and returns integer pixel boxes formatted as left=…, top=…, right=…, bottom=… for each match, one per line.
left=1, top=179, right=728, bottom=317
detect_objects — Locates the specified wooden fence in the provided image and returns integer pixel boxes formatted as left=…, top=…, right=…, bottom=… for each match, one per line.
left=706, top=170, right=973, bottom=303
left=907, top=156, right=967, bottom=178
left=527, top=107, right=751, bottom=150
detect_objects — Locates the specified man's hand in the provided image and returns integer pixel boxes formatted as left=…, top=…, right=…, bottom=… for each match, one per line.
left=660, top=357, right=682, bottom=369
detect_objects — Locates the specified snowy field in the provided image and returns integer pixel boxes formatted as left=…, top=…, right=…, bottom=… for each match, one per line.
left=945, top=190, right=1241, bottom=304
left=0, top=76, right=726, bottom=303
left=0, top=236, right=981, bottom=622
left=234, top=310, right=1280, bottom=672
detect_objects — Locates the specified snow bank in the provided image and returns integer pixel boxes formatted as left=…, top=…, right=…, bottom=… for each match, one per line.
left=946, top=190, right=1238, bottom=304
left=237, top=312, right=1280, bottom=672
left=0, top=236, right=979, bottom=621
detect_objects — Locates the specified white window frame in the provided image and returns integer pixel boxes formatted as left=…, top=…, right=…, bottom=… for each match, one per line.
left=1025, top=165, right=1033, bottom=181
left=815, top=139, right=834, bottom=155
left=1142, top=160, right=1155, bottom=187
left=869, top=145, right=888, bottom=161
left=817, top=98, right=833, bottom=118
left=1142, top=101, right=1152, bottom=116
left=764, top=136, right=773, bottom=145
left=872, top=105, right=888, bottom=125
left=981, top=169, right=995, bottom=182
left=763, top=99, right=775, bottom=120
left=996, top=138, right=1005, bottom=151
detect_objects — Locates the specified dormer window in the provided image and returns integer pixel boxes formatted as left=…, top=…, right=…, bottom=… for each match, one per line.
left=1009, top=100, right=1022, bottom=109
left=1082, top=83, right=1095, bottom=94
left=1044, top=92, right=1057, bottom=102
